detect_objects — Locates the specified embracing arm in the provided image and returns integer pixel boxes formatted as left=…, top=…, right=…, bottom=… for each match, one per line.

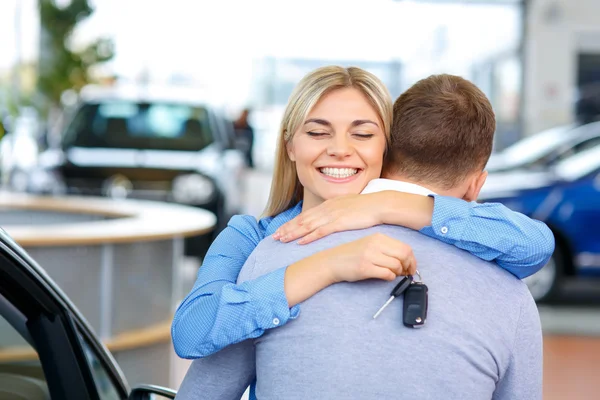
left=378, top=192, right=555, bottom=278
left=172, top=209, right=415, bottom=359
left=275, top=191, right=555, bottom=279
left=416, top=195, right=554, bottom=279
left=171, top=215, right=300, bottom=359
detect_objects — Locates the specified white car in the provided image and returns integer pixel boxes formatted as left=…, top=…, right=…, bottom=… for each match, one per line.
left=486, top=122, right=600, bottom=173
left=14, top=84, right=247, bottom=256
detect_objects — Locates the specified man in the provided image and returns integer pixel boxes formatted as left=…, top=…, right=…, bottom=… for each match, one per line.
left=176, top=75, right=543, bottom=399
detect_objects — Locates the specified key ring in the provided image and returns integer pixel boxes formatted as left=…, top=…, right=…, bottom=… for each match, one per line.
left=413, top=270, right=423, bottom=283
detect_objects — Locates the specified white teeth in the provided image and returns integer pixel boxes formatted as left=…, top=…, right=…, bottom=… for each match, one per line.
left=319, top=167, right=359, bottom=178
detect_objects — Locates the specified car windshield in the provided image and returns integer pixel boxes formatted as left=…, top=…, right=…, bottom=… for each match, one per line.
left=497, top=124, right=576, bottom=167
left=554, top=144, right=600, bottom=181
left=62, top=101, right=214, bottom=151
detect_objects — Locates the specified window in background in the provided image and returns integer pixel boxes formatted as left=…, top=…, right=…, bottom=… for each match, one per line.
left=64, top=102, right=214, bottom=151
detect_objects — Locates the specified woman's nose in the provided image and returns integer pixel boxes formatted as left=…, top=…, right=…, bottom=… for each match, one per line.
left=326, top=135, right=354, bottom=158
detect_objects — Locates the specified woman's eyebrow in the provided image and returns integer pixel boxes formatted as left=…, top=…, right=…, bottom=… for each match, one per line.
left=304, top=118, right=379, bottom=128
left=351, top=119, right=379, bottom=128
left=304, top=118, right=332, bottom=127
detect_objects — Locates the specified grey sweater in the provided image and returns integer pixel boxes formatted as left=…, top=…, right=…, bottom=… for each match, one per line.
left=177, top=224, right=542, bottom=400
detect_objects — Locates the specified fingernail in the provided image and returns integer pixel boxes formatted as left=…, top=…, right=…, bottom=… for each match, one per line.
left=272, top=232, right=281, bottom=240
left=280, top=235, right=288, bottom=242
left=297, top=238, right=306, bottom=245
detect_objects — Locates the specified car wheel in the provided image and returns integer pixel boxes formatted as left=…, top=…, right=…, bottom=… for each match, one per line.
left=523, top=243, right=564, bottom=303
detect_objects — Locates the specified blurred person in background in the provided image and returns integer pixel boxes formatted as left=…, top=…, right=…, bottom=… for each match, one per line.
left=172, top=66, right=553, bottom=398
left=234, top=107, right=255, bottom=168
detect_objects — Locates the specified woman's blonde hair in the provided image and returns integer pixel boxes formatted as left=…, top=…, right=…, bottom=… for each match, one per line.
left=262, top=65, right=393, bottom=217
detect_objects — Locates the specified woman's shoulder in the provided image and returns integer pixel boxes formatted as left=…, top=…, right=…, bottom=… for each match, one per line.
left=227, top=203, right=302, bottom=239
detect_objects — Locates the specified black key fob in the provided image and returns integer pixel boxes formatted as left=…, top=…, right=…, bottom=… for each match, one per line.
left=403, top=282, right=428, bottom=328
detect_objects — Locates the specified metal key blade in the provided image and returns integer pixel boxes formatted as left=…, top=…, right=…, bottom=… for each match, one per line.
left=373, top=296, right=395, bottom=319
left=372, top=276, right=413, bottom=319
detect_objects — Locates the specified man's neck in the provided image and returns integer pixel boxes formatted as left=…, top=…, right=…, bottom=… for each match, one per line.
left=380, top=174, right=464, bottom=199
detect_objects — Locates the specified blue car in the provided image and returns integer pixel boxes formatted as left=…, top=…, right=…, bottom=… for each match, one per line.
left=480, top=144, right=600, bottom=302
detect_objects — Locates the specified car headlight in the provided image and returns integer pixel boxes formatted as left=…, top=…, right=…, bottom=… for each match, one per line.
left=172, top=173, right=215, bottom=205
left=102, top=174, right=133, bottom=199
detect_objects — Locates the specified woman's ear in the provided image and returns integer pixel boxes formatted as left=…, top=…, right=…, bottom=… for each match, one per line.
left=286, top=141, right=296, bottom=162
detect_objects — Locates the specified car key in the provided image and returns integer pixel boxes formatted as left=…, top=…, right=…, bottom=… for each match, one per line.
left=403, top=282, right=428, bottom=328
left=372, top=275, right=413, bottom=319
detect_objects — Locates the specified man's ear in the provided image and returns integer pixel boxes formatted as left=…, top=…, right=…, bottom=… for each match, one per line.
left=463, top=170, right=488, bottom=202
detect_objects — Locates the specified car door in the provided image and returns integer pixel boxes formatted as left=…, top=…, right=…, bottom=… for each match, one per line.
left=551, top=170, right=600, bottom=275
left=0, top=236, right=128, bottom=399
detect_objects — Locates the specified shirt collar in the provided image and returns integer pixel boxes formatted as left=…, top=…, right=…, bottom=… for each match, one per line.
left=361, top=178, right=438, bottom=197
left=263, top=201, right=303, bottom=235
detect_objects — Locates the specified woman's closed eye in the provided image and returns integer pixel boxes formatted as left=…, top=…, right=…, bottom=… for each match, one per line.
left=307, top=131, right=330, bottom=137
left=353, top=133, right=375, bottom=139
left=306, top=131, right=375, bottom=139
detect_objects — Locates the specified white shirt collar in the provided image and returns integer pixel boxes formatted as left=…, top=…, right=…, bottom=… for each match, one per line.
left=361, top=178, right=437, bottom=197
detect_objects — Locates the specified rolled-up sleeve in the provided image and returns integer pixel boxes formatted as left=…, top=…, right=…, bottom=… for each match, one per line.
left=171, top=214, right=299, bottom=359
left=419, top=195, right=555, bottom=279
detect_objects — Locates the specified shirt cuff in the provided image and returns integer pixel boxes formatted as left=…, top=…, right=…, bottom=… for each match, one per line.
left=419, top=194, right=470, bottom=241
left=249, top=266, right=300, bottom=330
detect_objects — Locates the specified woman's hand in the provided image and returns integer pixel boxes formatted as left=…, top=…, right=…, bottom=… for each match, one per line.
left=284, top=233, right=417, bottom=307
left=274, top=191, right=435, bottom=245
left=274, top=193, right=385, bottom=244
left=325, top=233, right=417, bottom=282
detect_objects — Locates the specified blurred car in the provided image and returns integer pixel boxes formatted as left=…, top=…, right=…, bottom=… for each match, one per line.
left=480, top=145, right=600, bottom=302
left=486, top=121, right=600, bottom=173
left=11, top=84, right=247, bottom=256
left=0, top=227, right=176, bottom=399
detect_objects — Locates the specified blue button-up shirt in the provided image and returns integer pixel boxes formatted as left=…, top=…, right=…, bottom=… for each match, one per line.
left=171, top=194, right=554, bottom=361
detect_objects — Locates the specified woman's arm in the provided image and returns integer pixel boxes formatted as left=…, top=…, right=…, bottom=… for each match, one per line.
left=419, top=195, right=555, bottom=279
left=171, top=215, right=301, bottom=359
left=274, top=191, right=555, bottom=279
left=172, top=210, right=418, bottom=359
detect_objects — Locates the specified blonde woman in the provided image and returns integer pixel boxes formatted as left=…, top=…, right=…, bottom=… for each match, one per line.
left=171, top=66, right=553, bottom=361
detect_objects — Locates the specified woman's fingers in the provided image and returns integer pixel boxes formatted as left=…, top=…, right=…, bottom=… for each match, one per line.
left=368, top=266, right=397, bottom=282
left=376, top=237, right=417, bottom=276
left=369, top=252, right=406, bottom=277
left=275, top=212, right=334, bottom=243
left=297, top=222, right=341, bottom=244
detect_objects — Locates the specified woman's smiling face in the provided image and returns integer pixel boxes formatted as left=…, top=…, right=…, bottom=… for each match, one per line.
left=287, top=87, right=387, bottom=210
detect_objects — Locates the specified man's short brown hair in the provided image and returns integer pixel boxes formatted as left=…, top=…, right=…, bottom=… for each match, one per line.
left=384, top=74, right=495, bottom=189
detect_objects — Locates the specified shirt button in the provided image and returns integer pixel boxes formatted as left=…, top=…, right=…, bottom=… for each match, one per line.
left=273, top=318, right=280, bottom=326
left=440, top=226, right=449, bottom=234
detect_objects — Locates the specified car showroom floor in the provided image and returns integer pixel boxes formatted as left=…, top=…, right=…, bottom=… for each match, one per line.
left=171, top=169, right=600, bottom=400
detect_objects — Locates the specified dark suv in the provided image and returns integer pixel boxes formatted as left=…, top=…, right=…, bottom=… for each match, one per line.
left=19, top=85, right=247, bottom=256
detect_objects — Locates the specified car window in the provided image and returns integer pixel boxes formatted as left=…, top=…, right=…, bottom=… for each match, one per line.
left=555, top=145, right=600, bottom=180
left=63, top=101, right=215, bottom=151
left=552, top=136, right=600, bottom=164
left=0, top=294, right=51, bottom=400
left=78, top=335, right=121, bottom=400
left=498, top=124, right=576, bottom=167
left=572, top=136, right=600, bottom=154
